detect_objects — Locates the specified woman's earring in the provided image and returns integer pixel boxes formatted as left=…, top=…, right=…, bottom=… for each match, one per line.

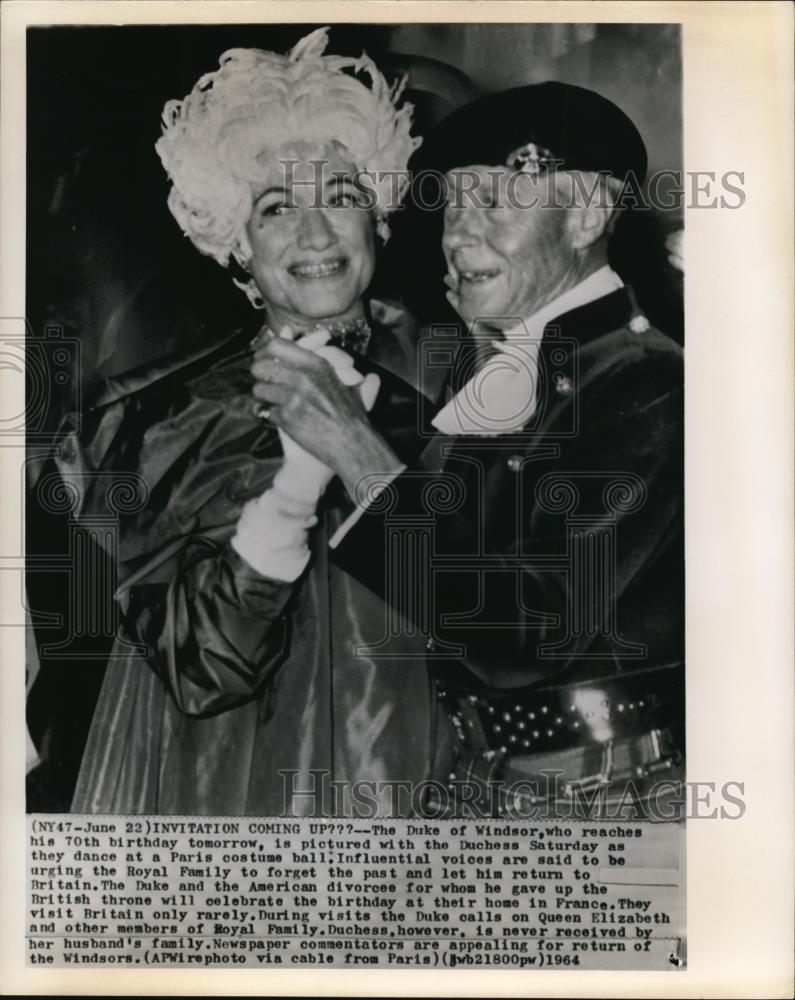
left=230, top=254, right=265, bottom=309
left=232, top=275, right=265, bottom=310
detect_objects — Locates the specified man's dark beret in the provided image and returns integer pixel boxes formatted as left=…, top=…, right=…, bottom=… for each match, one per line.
left=412, top=81, right=647, bottom=184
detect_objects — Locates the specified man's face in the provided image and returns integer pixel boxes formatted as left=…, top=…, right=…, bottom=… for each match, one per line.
left=245, top=141, right=375, bottom=330
left=442, top=166, right=579, bottom=327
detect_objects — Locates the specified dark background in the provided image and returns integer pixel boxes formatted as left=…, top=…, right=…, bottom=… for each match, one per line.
left=26, top=22, right=683, bottom=810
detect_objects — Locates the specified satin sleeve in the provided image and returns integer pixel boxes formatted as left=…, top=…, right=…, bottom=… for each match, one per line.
left=49, top=354, right=300, bottom=719
left=122, top=541, right=295, bottom=718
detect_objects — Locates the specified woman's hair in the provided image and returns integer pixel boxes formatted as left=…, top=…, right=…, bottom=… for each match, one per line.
left=156, top=27, right=420, bottom=279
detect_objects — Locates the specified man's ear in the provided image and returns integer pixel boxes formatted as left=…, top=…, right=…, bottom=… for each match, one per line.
left=567, top=172, right=620, bottom=250
left=569, top=205, right=615, bottom=249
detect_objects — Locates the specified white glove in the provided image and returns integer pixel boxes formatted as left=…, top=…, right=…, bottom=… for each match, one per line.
left=272, top=326, right=380, bottom=504
left=231, top=326, right=380, bottom=581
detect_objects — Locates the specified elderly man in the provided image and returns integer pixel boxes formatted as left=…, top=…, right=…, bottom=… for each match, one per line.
left=254, top=82, right=684, bottom=817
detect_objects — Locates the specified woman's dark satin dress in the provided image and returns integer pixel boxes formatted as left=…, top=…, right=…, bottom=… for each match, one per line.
left=59, top=300, right=448, bottom=816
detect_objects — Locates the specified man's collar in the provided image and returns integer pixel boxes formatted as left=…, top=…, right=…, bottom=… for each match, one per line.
left=505, top=265, right=625, bottom=341
left=550, top=283, right=641, bottom=346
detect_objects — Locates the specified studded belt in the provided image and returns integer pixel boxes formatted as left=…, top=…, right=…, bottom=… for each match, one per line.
left=430, top=664, right=684, bottom=818
left=435, top=662, right=683, bottom=758
left=433, top=727, right=683, bottom=819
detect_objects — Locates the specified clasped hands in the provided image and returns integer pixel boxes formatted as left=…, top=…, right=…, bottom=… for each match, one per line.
left=251, top=326, right=396, bottom=502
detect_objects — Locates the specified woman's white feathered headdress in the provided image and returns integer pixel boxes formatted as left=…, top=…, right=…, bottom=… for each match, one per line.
left=156, top=27, right=420, bottom=268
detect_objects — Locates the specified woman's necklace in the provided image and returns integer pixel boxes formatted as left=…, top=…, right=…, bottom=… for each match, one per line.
left=254, top=316, right=372, bottom=357
left=320, top=316, right=372, bottom=356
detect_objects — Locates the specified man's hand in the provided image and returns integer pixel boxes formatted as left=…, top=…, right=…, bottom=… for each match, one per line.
left=252, top=333, right=402, bottom=499
left=265, top=328, right=368, bottom=501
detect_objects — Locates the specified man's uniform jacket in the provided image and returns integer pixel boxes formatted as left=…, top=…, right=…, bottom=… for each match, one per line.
left=332, top=287, right=684, bottom=785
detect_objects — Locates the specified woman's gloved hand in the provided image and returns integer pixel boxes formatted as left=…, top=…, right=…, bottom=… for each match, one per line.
left=265, top=326, right=380, bottom=503
left=232, top=325, right=380, bottom=581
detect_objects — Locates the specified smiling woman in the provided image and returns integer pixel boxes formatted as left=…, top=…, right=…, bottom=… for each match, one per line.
left=244, top=144, right=376, bottom=328
left=56, top=28, right=438, bottom=817
left=154, top=28, right=417, bottom=295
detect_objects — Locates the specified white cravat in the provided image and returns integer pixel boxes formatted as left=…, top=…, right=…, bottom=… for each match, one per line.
left=432, top=266, right=624, bottom=436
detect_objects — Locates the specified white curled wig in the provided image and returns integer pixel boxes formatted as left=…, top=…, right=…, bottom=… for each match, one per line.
left=156, top=27, right=420, bottom=286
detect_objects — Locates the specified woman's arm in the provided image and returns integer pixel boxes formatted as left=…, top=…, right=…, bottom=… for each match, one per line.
left=51, top=372, right=309, bottom=718
left=122, top=539, right=296, bottom=717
